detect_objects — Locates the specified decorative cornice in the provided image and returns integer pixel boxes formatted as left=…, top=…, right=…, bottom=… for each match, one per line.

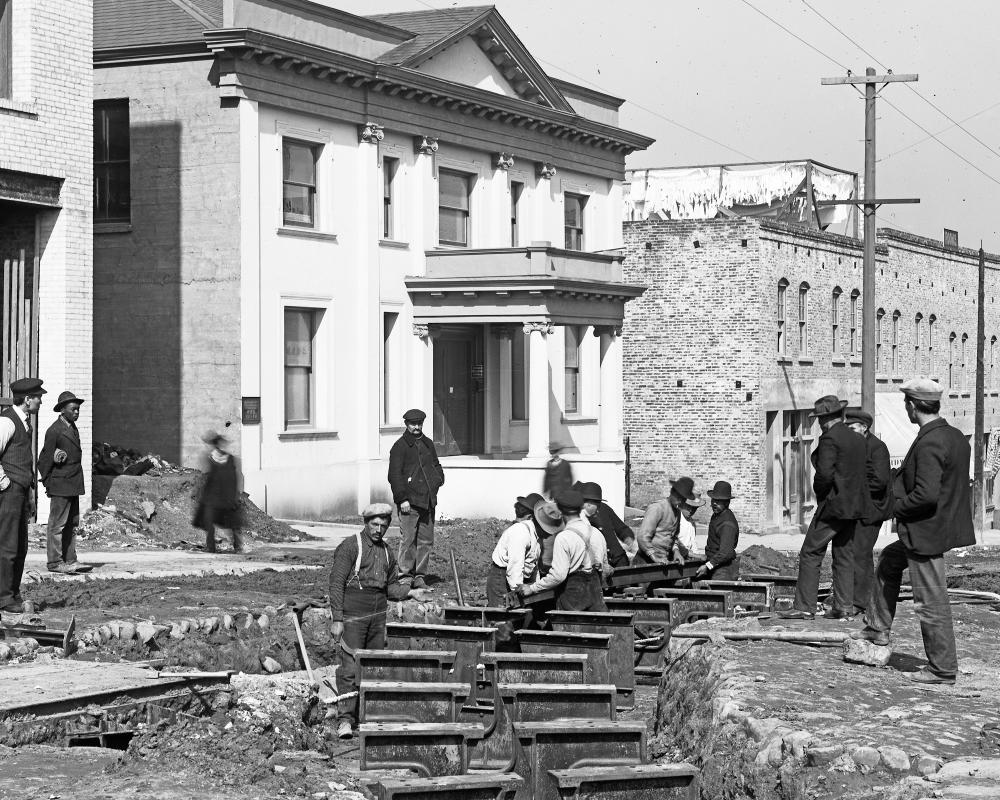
left=414, top=135, right=439, bottom=155
left=495, top=152, right=515, bottom=171
left=594, top=325, right=623, bottom=338
left=412, top=323, right=430, bottom=339
left=523, top=321, right=554, bottom=335
left=360, top=122, right=384, bottom=144
left=537, top=162, right=557, bottom=180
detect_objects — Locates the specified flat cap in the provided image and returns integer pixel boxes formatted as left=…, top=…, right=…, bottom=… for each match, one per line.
left=362, top=502, right=393, bottom=520
left=844, top=406, right=873, bottom=426
left=403, top=408, right=426, bottom=423
left=900, top=377, right=943, bottom=402
left=11, top=377, right=45, bottom=395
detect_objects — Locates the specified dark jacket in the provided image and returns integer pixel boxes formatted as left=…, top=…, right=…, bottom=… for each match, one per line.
left=193, top=453, right=242, bottom=532
left=589, top=502, right=631, bottom=568
left=860, top=433, right=892, bottom=526
left=0, top=407, right=34, bottom=488
left=705, top=506, right=740, bottom=580
left=38, top=417, right=84, bottom=497
left=388, top=431, right=444, bottom=510
left=893, top=417, right=975, bottom=556
left=812, top=421, right=868, bottom=521
left=543, top=457, right=573, bottom=499
left=328, top=529, right=410, bottom=621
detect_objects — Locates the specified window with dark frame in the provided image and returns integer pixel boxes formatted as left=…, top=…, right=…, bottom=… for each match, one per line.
left=564, top=193, right=586, bottom=250
left=777, top=279, right=788, bottom=355
left=961, top=333, right=969, bottom=389
left=914, top=313, right=923, bottom=370
left=382, top=311, right=398, bottom=424
left=891, top=310, right=900, bottom=374
left=511, top=328, right=527, bottom=421
left=928, top=314, right=936, bottom=374
left=284, top=308, right=320, bottom=428
left=831, top=287, right=842, bottom=354
left=564, top=326, right=581, bottom=414
left=849, top=289, right=859, bottom=355
left=949, top=332, right=957, bottom=388
left=282, top=140, right=318, bottom=228
left=439, top=169, right=471, bottom=246
left=382, top=156, right=398, bottom=240
left=510, top=180, right=524, bottom=247
left=93, top=100, right=131, bottom=223
left=0, top=0, right=12, bottom=99
left=798, top=283, right=809, bottom=355
left=876, top=309, right=885, bottom=373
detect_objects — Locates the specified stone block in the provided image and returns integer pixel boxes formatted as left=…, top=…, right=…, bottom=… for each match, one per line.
left=806, top=744, right=844, bottom=766
left=783, top=730, right=813, bottom=759
left=878, top=745, right=910, bottom=771
left=746, top=716, right=785, bottom=742
left=851, top=746, right=880, bottom=772
left=916, top=755, right=943, bottom=776
left=842, top=638, right=892, bottom=666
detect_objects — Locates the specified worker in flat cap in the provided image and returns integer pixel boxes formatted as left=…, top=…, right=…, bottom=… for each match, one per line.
left=637, top=476, right=703, bottom=566
left=694, top=481, right=740, bottom=581
left=781, top=394, right=868, bottom=620
left=37, top=391, right=87, bottom=574
left=852, top=378, right=974, bottom=685
left=578, top=481, right=632, bottom=569
left=0, top=378, right=45, bottom=615
left=329, top=502, right=425, bottom=739
left=387, top=408, right=444, bottom=589
left=843, top=407, right=892, bottom=616
left=487, top=493, right=560, bottom=606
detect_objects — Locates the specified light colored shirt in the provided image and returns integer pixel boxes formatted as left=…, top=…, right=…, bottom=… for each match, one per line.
left=638, top=498, right=680, bottom=563
left=678, top=513, right=697, bottom=553
left=0, top=406, right=29, bottom=489
left=569, top=516, right=610, bottom=576
left=528, top=528, right=587, bottom=593
left=491, top=518, right=540, bottom=590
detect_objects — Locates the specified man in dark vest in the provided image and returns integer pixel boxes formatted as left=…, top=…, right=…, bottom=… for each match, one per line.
left=852, top=379, right=975, bottom=684
left=579, top=481, right=631, bottom=569
left=38, top=391, right=86, bottom=574
left=387, top=408, right=444, bottom=589
left=0, top=377, right=46, bottom=615
left=844, top=407, right=892, bottom=615
left=781, top=394, right=867, bottom=620
left=695, top=480, right=740, bottom=581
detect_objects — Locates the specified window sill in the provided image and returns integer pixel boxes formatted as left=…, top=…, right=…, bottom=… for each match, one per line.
left=831, top=358, right=846, bottom=366
left=379, top=425, right=405, bottom=435
left=776, top=357, right=793, bottom=365
left=379, top=239, right=409, bottom=250
left=891, top=377, right=904, bottom=383
left=0, top=97, right=38, bottom=117
left=278, top=429, right=339, bottom=441
left=850, top=358, right=863, bottom=366
left=276, top=227, right=338, bottom=242
left=95, top=222, right=133, bottom=235
left=561, top=415, right=597, bottom=425
left=509, top=419, right=529, bottom=427
left=797, top=358, right=814, bottom=365
left=948, top=391, right=961, bottom=398
left=876, top=375, right=889, bottom=383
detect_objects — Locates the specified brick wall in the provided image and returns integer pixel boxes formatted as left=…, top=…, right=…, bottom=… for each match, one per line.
left=93, top=58, right=241, bottom=466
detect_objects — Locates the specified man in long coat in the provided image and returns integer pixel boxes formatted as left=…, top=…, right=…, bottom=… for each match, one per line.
left=695, top=480, right=740, bottom=581
left=38, top=391, right=86, bottom=573
left=852, top=379, right=975, bottom=684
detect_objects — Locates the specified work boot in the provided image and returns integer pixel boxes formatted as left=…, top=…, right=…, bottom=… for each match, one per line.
left=908, top=668, right=955, bottom=685
left=336, top=720, right=353, bottom=739
left=778, top=609, right=814, bottom=620
left=822, top=608, right=854, bottom=620
left=0, top=600, right=24, bottom=613
left=849, top=627, right=890, bottom=646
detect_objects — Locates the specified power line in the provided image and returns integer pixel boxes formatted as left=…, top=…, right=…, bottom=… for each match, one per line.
left=878, top=99, right=1000, bottom=163
left=737, top=0, right=849, bottom=71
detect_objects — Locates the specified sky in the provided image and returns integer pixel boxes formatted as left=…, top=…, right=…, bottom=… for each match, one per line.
left=334, top=0, right=1000, bottom=251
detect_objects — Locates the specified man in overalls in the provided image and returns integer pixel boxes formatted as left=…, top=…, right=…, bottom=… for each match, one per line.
left=328, top=503, right=417, bottom=739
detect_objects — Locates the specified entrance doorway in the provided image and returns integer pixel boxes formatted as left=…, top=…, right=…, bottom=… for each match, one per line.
left=432, top=325, right=484, bottom=456
left=768, top=409, right=818, bottom=531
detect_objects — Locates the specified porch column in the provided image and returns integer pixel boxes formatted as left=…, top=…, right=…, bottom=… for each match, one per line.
left=598, top=325, right=622, bottom=452
left=525, top=320, right=552, bottom=458
left=412, top=323, right=435, bottom=439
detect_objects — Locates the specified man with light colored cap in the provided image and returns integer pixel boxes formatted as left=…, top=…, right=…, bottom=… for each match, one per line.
left=851, top=378, right=974, bottom=685
left=328, top=502, right=422, bottom=739
left=38, top=391, right=87, bottom=573
left=388, top=408, right=444, bottom=589
left=486, top=493, right=560, bottom=606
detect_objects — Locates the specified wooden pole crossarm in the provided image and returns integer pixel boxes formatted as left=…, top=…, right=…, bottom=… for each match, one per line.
left=815, top=198, right=919, bottom=206
left=821, top=74, right=918, bottom=85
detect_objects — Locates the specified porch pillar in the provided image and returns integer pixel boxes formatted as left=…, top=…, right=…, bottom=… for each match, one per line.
left=525, top=320, right=552, bottom=458
left=598, top=326, right=622, bottom=452
left=412, top=323, right=435, bottom=439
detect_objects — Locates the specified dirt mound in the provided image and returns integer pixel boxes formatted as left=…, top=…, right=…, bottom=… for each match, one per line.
left=739, top=544, right=797, bottom=576
left=81, top=474, right=306, bottom=549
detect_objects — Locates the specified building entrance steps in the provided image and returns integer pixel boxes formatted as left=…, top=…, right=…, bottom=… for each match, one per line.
left=359, top=681, right=470, bottom=724
left=548, top=763, right=700, bottom=800
left=359, top=722, right=485, bottom=777
left=603, top=598, right=674, bottom=684
left=701, top=580, right=774, bottom=610
left=357, top=649, right=458, bottom=683
left=442, top=606, right=531, bottom=629
left=513, top=630, right=611, bottom=684
left=386, top=623, right=497, bottom=704
left=510, top=720, right=647, bottom=800
left=375, top=772, right=523, bottom=800
left=467, top=682, right=618, bottom=771
left=604, top=560, right=705, bottom=591
left=543, top=611, right=635, bottom=710
left=649, top=588, right=734, bottom=625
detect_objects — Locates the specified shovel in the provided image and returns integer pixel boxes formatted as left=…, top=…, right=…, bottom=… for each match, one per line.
left=291, top=609, right=346, bottom=706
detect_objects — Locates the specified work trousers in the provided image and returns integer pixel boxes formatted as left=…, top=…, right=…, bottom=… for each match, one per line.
left=865, top=540, right=958, bottom=679
left=335, top=586, right=387, bottom=725
left=851, top=522, right=880, bottom=613
left=397, top=505, right=434, bottom=581
left=555, top=571, right=603, bottom=611
left=792, top=508, right=856, bottom=614
left=46, top=495, right=79, bottom=569
left=486, top=563, right=512, bottom=607
left=0, top=482, right=29, bottom=607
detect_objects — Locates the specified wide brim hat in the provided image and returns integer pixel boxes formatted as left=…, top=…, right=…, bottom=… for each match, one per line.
left=201, top=429, right=229, bottom=445
left=516, top=492, right=545, bottom=511
left=533, top=501, right=565, bottom=535
left=844, top=406, right=874, bottom=427
left=808, top=395, right=849, bottom=418
left=578, top=481, right=603, bottom=503
left=53, top=391, right=85, bottom=412
left=669, top=476, right=698, bottom=502
left=706, top=480, right=734, bottom=500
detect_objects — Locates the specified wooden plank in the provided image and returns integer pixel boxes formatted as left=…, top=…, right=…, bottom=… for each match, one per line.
left=821, top=73, right=918, bottom=85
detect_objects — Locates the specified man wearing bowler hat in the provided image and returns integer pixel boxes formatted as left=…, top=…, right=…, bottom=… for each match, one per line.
left=486, top=493, right=560, bottom=606
left=781, top=394, right=868, bottom=620
left=0, top=377, right=46, bottom=614
left=637, top=476, right=702, bottom=565
left=579, top=481, right=631, bottom=569
left=695, top=481, right=740, bottom=581
left=844, top=407, right=892, bottom=615
left=851, top=378, right=974, bottom=684
left=388, top=408, right=444, bottom=589
left=38, top=391, right=87, bottom=574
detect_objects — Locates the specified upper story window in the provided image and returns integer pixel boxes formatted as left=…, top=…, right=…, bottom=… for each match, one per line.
left=992, top=336, right=998, bottom=390
left=510, top=181, right=524, bottom=247
left=439, top=169, right=471, bottom=247
left=382, top=156, right=399, bottom=240
left=0, top=0, right=12, bottom=99
left=282, top=140, right=319, bottom=228
left=797, top=282, right=809, bottom=356
left=914, top=313, right=923, bottom=370
left=776, top=279, right=788, bottom=356
left=949, top=332, right=957, bottom=388
left=891, top=310, right=901, bottom=374
left=94, top=100, right=131, bottom=224
left=961, top=333, right=969, bottom=388
left=876, top=308, right=885, bottom=373
left=831, top=287, right=842, bottom=354
left=849, top=289, right=859, bottom=356
left=928, top=314, right=937, bottom=371
left=564, top=325, right=582, bottom=414
left=564, top=193, right=586, bottom=251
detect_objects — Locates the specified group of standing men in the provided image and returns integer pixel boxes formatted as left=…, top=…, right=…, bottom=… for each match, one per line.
left=783, top=379, right=974, bottom=685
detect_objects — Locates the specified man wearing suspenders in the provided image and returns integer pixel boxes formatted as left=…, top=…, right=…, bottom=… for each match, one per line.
left=328, top=503, right=419, bottom=740
left=486, top=493, right=561, bottom=606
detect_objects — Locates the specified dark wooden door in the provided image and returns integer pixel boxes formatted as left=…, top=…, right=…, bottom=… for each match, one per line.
left=433, top=326, right=484, bottom=456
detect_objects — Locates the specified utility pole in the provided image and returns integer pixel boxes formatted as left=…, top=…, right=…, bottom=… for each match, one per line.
left=974, top=244, right=986, bottom=541
left=819, top=67, right=919, bottom=415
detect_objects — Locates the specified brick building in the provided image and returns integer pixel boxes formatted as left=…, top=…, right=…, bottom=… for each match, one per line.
left=623, top=215, right=1000, bottom=534
left=0, top=0, right=93, bottom=512
left=93, top=0, right=652, bottom=519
